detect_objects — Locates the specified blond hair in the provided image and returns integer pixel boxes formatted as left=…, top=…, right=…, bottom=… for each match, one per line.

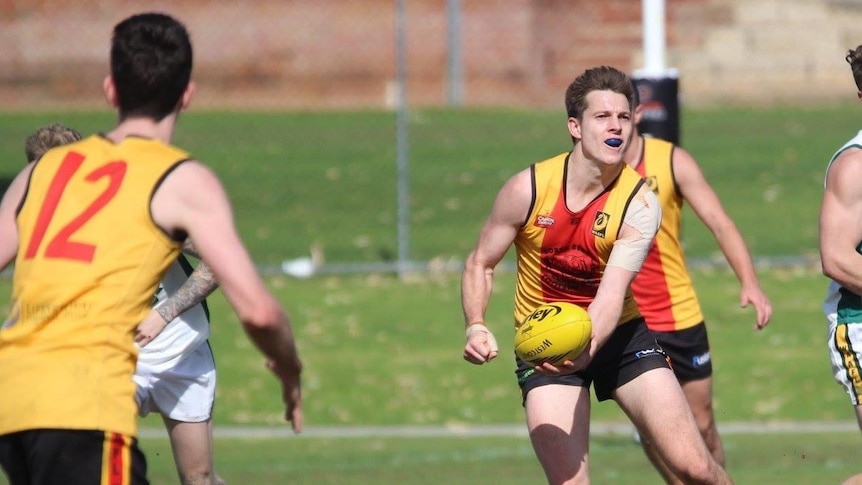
left=25, top=122, right=82, bottom=163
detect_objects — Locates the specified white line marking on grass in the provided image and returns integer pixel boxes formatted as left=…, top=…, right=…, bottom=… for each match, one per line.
left=137, top=421, right=859, bottom=440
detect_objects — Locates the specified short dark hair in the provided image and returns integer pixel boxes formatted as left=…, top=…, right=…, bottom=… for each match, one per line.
left=846, top=45, right=862, bottom=91
left=110, top=13, right=193, bottom=121
left=564, top=66, right=636, bottom=120
left=25, top=122, right=82, bottom=163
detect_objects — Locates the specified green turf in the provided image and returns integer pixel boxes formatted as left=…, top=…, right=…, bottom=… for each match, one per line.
left=114, top=432, right=862, bottom=484
left=0, top=106, right=853, bottom=265
left=0, top=106, right=856, bottom=483
left=0, top=430, right=858, bottom=484
left=0, top=265, right=833, bottom=429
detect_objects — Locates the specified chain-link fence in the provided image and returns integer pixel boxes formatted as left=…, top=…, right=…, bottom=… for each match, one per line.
left=0, top=0, right=854, bottom=275
left=1, top=0, right=597, bottom=110
left=4, top=0, right=854, bottom=111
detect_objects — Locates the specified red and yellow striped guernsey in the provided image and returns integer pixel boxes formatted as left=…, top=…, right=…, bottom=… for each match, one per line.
left=513, top=152, right=645, bottom=327
left=0, top=135, right=186, bottom=437
left=630, top=137, right=703, bottom=332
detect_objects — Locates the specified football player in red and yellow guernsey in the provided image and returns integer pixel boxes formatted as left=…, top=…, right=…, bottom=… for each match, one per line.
left=460, top=66, right=732, bottom=485
left=0, top=13, right=302, bottom=485
left=624, top=86, right=771, bottom=484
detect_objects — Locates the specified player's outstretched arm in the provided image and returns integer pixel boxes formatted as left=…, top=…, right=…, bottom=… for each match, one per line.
left=152, top=160, right=303, bottom=432
left=673, top=147, right=772, bottom=329
left=135, top=252, right=218, bottom=347
left=462, top=169, right=530, bottom=365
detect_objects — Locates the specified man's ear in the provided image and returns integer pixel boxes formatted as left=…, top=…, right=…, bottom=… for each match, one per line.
left=567, top=117, right=581, bottom=141
left=180, top=81, right=196, bottom=111
left=633, top=104, right=645, bottom=125
left=103, top=76, right=119, bottom=108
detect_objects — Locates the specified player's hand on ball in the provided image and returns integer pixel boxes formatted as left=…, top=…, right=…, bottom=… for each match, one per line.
left=266, top=359, right=303, bottom=434
left=535, top=349, right=591, bottom=376
left=134, top=309, right=169, bottom=347
left=463, top=323, right=499, bottom=365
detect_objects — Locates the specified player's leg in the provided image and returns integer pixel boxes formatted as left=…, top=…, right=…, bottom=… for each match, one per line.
left=153, top=344, right=221, bottom=485
left=162, top=417, right=218, bottom=485
left=516, top=357, right=593, bottom=485
left=680, top=376, right=724, bottom=466
left=638, top=431, right=677, bottom=484
left=524, top=384, right=592, bottom=485
left=616, top=368, right=730, bottom=485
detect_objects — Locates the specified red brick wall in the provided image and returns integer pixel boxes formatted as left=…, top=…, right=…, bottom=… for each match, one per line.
left=0, top=0, right=848, bottom=110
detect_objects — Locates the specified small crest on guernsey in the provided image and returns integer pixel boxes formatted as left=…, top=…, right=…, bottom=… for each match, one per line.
left=591, top=211, right=610, bottom=237
left=645, top=175, right=659, bottom=194
left=535, top=214, right=555, bottom=228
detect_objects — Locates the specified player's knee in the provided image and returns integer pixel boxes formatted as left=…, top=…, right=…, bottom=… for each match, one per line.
left=671, top=454, right=720, bottom=484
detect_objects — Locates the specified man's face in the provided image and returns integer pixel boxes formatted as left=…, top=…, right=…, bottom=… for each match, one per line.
left=569, top=90, right=632, bottom=166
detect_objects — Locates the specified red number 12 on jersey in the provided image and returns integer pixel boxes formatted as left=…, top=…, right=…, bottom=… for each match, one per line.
left=24, top=151, right=128, bottom=263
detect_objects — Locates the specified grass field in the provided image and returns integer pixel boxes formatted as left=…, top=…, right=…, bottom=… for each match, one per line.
left=0, top=106, right=858, bottom=483
left=0, top=105, right=850, bottom=264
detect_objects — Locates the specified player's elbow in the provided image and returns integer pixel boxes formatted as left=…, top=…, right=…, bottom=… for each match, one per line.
left=238, top=300, right=286, bottom=331
left=821, top=256, right=849, bottom=284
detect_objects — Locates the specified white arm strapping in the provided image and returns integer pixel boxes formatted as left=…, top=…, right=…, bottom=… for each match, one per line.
left=606, top=189, right=661, bottom=272
left=466, top=323, right=499, bottom=352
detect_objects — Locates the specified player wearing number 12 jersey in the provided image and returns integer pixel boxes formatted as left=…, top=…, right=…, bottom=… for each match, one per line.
left=0, top=13, right=302, bottom=485
left=0, top=134, right=187, bottom=484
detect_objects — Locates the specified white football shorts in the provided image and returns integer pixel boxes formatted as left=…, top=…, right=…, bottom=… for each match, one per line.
left=134, top=342, right=216, bottom=422
left=827, top=319, right=862, bottom=406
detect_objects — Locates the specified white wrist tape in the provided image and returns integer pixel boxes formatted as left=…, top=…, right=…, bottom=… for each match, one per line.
left=466, top=323, right=499, bottom=352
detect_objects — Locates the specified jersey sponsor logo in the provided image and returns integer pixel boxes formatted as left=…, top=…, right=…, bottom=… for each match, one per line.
left=535, top=214, right=555, bottom=228
left=645, top=175, right=658, bottom=194
left=691, top=351, right=711, bottom=367
left=591, top=211, right=610, bottom=238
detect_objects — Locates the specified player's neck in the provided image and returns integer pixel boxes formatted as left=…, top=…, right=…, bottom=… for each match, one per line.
left=623, top=134, right=643, bottom=169
left=565, top=151, right=623, bottom=211
left=108, top=115, right=177, bottom=145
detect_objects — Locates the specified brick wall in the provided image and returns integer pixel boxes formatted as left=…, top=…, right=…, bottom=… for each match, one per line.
left=0, top=0, right=856, bottom=110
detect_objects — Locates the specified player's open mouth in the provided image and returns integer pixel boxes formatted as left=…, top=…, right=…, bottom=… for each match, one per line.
left=604, top=138, right=623, bottom=148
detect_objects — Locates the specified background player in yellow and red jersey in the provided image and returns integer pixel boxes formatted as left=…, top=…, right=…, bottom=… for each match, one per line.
left=624, top=87, right=772, bottom=483
left=461, top=66, right=732, bottom=485
left=0, top=13, right=301, bottom=485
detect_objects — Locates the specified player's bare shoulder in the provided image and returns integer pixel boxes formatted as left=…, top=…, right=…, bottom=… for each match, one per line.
left=827, top=146, right=862, bottom=187
left=151, top=159, right=232, bottom=236
left=490, top=166, right=535, bottom=223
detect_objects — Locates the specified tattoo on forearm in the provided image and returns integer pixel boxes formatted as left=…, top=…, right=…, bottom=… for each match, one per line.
left=156, top=261, right=218, bottom=322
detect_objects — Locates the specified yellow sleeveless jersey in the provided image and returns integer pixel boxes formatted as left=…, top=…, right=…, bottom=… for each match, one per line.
left=0, top=135, right=186, bottom=437
left=513, top=152, right=645, bottom=327
left=630, top=137, right=703, bottom=332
